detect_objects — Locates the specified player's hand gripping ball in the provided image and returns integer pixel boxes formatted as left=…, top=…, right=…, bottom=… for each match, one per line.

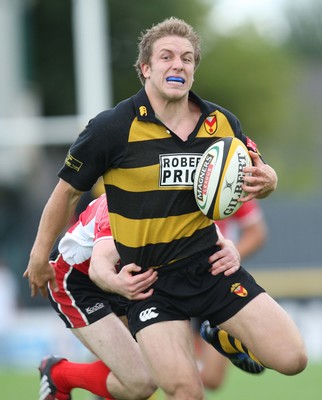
left=194, top=137, right=252, bottom=220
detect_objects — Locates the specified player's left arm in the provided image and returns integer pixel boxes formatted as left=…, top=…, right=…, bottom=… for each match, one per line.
left=240, top=151, right=278, bottom=202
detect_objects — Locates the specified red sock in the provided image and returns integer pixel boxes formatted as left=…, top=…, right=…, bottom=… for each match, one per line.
left=51, top=360, right=115, bottom=399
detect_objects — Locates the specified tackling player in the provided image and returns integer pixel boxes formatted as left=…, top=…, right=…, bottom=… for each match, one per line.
left=30, top=193, right=241, bottom=400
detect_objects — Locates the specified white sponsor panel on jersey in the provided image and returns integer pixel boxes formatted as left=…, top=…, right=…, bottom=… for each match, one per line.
left=159, top=153, right=202, bottom=186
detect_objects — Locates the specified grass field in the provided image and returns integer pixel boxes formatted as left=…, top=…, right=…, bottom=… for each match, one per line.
left=1, top=361, right=321, bottom=400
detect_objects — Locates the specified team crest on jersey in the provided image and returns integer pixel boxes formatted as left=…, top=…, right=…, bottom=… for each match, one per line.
left=231, top=283, right=248, bottom=297
left=159, top=153, right=202, bottom=186
left=204, top=115, right=217, bottom=135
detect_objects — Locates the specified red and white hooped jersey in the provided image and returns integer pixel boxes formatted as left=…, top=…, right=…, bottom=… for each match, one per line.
left=58, top=194, right=112, bottom=274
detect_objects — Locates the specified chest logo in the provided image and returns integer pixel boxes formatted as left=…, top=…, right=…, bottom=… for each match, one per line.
left=204, top=115, right=217, bottom=135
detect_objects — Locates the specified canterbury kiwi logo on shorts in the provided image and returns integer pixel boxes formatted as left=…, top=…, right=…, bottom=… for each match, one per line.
left=139, top=307, right=159, bottom=322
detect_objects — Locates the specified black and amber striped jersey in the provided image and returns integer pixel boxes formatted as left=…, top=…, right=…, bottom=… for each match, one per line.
left=59, top=88, right=253, bottom=270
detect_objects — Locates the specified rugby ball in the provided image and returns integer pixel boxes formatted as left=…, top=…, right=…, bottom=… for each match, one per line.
left=193, top=137, right=252, bottom=220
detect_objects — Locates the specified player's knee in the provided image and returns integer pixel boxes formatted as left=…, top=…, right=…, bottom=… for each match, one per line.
left=130, top=378, right=157, bottom=399
left=287, top=348, right=308, bottom=375
left=174, top=385, right=204, bottom=400
left=277, top=346, right=308, bottom=376
left=203, top=381, right=223, bottom=390
left=202, top=374, right=225, bottom=390
left=163, top=378, right=204, bottom=400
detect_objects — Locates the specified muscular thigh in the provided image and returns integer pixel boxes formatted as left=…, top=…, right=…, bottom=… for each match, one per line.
left=136, top=320, right=201, bottom=391
left=220, top=292, right=303, bottom=366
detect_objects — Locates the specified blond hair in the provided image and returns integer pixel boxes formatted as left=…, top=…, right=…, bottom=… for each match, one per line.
left=134, top=17, right=201, bottom=85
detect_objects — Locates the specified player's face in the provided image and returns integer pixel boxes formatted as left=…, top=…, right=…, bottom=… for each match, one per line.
left=142, top=35, right=195, bottom=101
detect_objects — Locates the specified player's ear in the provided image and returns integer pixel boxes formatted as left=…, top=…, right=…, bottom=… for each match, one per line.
left=141, top=63, right=150, bottom=79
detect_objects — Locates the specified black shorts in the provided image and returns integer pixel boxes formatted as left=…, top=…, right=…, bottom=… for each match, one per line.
left=127, top=249, right=265, bottom=337
left=49, top=256, right=128, bottom=328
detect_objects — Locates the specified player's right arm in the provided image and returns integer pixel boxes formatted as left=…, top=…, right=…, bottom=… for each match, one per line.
left=24, top=179, right=83, bottom=298
left=89, top=239, right=158, bottom=300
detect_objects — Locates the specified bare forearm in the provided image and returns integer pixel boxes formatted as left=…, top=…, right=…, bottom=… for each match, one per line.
left=25, top=179, right=83, bottom=297
left=89, top=239, right=120, bottom=292
left=89, top=258, right=118, bottom=293
left=30, top=180, right=83, bottom=262
left=90, top=239, right=158, bottom=300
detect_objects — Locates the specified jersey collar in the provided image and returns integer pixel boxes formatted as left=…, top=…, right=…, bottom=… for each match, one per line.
left=133, top=88, right=214, bottom=123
